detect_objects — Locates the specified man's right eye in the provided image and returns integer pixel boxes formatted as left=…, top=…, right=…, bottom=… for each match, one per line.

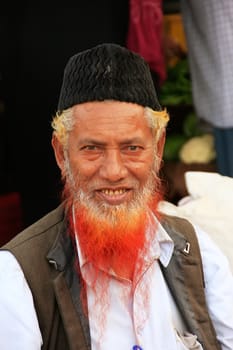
left=81, top=145, right=98, bottom=151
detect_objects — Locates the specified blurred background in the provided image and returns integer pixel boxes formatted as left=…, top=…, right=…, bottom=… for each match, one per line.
left=0, top=0, right=217, bottom=244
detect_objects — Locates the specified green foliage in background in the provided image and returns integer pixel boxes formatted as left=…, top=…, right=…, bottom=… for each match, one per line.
left=182, top=112, right=202, bottom=138
left=163, top=133, right=187, bottom=161
left=158, top=58, right=203, bottom=161
left=164, top=112, right=203, bottom=161
left=159, top=59, right=192, bottom=106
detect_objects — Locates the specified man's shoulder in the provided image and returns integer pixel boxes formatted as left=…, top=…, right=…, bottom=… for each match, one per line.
left=2, top=204, right=66, bottom=251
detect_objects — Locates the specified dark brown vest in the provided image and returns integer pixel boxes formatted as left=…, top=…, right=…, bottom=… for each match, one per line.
left=1, top=205, right=221, bottom=350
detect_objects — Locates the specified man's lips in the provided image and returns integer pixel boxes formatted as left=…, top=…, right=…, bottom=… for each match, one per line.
left=95, top=188, right=131, bottom=205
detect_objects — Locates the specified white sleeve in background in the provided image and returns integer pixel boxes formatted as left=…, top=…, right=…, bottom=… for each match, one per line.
left=0, top=251, right=43, bottom=350
left=194, top=225, right=233, bottom=350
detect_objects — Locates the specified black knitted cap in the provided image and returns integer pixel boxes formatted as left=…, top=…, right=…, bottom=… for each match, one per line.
left=57, top=43, right=162, bottom=112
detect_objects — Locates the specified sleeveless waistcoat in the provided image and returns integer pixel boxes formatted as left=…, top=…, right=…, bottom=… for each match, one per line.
left=1, top=205, right=221, bottom=350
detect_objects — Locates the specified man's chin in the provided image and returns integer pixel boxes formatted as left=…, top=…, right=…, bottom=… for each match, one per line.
left=72, top=202, right=148, bottom=275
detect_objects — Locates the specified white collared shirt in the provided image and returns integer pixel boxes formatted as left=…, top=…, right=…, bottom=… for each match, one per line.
left=75, top=216, right=203, bottom=350
left=0, top=219, right=233, bottom=349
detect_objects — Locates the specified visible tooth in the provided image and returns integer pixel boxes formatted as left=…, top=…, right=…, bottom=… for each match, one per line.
left=101, top=189, right=126, bottom=196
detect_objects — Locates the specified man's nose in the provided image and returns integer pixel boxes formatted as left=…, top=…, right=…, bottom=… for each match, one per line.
left=99, top=149, right=128, bottom=182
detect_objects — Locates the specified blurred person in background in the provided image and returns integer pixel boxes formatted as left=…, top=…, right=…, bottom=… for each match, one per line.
left=180, top=0, right=233, bottom=177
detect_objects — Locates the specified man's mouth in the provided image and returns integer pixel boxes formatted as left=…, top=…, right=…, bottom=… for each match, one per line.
left=96, top=188, right=131, bottom=205
left=100, top=188, right=128, bottom=196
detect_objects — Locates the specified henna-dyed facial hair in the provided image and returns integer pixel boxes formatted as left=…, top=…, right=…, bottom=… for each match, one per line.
left=63, top=153, right=163, bottom=280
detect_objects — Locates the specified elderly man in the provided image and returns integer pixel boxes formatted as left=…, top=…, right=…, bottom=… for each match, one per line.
left=0, top=44, right=233, bottom=350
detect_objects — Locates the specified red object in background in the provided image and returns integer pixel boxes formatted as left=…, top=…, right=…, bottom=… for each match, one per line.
left=0, top=192, right=23, bottom=246
left=126, top=0, right=166, bottom=85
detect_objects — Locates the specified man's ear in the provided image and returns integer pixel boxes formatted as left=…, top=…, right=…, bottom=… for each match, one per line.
left=51, top=134, right=65, bottom=172
left=156, top=129, right=166, bottom=168
left=157, top=129, right=166, bottom=159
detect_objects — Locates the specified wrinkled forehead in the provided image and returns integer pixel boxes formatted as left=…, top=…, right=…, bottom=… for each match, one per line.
left=70, top=101, right=150, bottom=140
left=72, top=100, right=145, bottom=121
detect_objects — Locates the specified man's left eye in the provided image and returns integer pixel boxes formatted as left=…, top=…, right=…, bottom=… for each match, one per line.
left=127, top=145, right=140, bottom=151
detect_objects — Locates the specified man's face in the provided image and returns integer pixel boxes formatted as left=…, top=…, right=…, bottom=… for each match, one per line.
left=53, top=100, right=164, bottom=279
left=61, top=101, right=157, bottom=207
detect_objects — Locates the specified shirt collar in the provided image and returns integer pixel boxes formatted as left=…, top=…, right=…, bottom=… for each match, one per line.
left=154, top=216, right=174, bottom=267
left=72, top=205, right=87, bottom=269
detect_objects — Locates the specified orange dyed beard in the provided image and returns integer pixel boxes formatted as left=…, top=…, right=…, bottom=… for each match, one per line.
left=61, top=148, right=164, bottom=279
left=73, top=203, right=148, bottom=280
left=63, top=164, right=164, bottom=336
left=67, top=169, right=164, bottom=281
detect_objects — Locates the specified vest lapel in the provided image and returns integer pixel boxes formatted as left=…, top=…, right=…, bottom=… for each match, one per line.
left=47, top=214, right=91, bottom=350
left=161, top=215, right=221, bottom=350
left=160, top=232, right=204, bottom=341
left=53, top=271, right=90, bottom=350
